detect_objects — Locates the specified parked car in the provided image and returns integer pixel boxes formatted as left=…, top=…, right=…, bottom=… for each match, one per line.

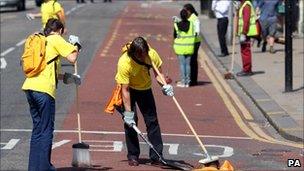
left=0, top=0, right=25, bottom=11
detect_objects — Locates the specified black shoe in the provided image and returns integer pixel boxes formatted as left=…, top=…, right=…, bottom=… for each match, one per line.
left=257, top=38, right=262, bottom=48
left=190, top=81, right=197, bottom=86
left=261, top=42, right=267, bottom=52
left=218, top=53, right=229, bottom=57
left=128, top=159, right=139, bottom=166
left=269, top=46, right=276, bottom=54
left=236, top=71, right=253, bottom=77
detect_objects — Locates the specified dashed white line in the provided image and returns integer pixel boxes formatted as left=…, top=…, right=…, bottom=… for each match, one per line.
left=16, top=39, right=26, bottom=47
left=0, top=3, right=87, bottom=69
left=1, top=139, right=20, bottom=150
left=1, top=47, right=15, bottom=56
left=52, top=140, right=71, bottom=149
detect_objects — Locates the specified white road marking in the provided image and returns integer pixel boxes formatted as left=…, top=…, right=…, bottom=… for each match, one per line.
left=0, top=58, right=7, bottom=69
left=1, top=47, right=15, bottom=56
left=52, top=140, right=70, bottom=149
left=1, top=139, right=20, bottom=150
left=139, top=142, right=179, bottom=155
left=192, top=144, right=234, bottom=158
left=88, top=141, right=123, bottom=152
left=164, top=143, right=179, bottom=155
left=0, top=128, right=252, bottom=140
left=16, top=39, right=26, bottom=47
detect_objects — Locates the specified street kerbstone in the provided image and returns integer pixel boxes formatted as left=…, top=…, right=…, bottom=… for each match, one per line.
left=199, top=15, right=303, bottom=142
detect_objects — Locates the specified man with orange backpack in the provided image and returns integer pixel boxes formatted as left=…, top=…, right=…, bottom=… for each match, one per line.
left=21, top=18, right=81, bottom=171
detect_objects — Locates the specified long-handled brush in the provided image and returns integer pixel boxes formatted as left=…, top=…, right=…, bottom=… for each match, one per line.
left=115, top=106, right=192, bottom=170
left=224, top=12, right=238, bottom=80
left=71, top=61, right=91, bottom=168
left=151, top=63, right=220, bottom=167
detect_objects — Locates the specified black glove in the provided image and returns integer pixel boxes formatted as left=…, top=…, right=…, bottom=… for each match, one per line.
left=74, top=42, right=82, bottom=51
left=63, top=72, right=81, bottom=85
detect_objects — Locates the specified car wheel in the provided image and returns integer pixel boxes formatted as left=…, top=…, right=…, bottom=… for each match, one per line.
left=17, top=0, right=25, bottom=11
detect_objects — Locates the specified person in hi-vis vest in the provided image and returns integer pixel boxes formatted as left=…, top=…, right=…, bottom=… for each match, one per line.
left=183, top=3, right=201, bottom=86
left=173, top=9, right=196, bottom=88
left=236, top=0, right=258, bottom=77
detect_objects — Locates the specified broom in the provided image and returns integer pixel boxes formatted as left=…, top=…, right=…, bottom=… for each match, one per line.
left=224, top=11, right=238, bottom=80
left=151, top=62, right=220, bottom=168
left=71, top=61, right=91, bottom=168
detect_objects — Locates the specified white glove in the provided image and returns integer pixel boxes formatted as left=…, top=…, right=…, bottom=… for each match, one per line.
left=123, top=111, right=135, bottom=126
left=233, top=1, right=241, bottom=9
left=172, top=16, right=181, bottom=23
left=239, top=34, right=246, bottom=44
left=69, top=35, right=80, bottom=45
left=69, top=35, right=82, bottom=51
left=26, top=13, right=34, bottom=20
left=162, top=84, right=174, bottom=97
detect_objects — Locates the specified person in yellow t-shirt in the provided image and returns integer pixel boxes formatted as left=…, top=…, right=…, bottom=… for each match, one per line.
left=115, top=37, right=174, bottom=167
left=22, top=18, right=80, bottom=171
left=27, top=0, right=66, bottom=32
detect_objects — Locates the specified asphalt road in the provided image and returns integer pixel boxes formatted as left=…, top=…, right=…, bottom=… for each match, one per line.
left=1, top=1, right=303, bottom=171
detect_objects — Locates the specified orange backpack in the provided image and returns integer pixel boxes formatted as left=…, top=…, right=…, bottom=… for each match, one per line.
left=21, top=33, right=47, bottom=77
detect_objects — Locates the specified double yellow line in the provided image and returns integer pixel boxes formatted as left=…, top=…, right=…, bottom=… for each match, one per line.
left=198, top=48, right=302, bottom=149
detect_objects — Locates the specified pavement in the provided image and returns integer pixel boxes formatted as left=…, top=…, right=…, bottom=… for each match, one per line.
left=197, top=14, right=303, bottom=142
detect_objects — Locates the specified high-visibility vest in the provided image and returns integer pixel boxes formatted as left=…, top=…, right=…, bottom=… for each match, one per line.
left=238, top=1, right=258, bottom=36
left=173, top=21, right=195, bottom=55
left=188, top=13, right=202, bottom=43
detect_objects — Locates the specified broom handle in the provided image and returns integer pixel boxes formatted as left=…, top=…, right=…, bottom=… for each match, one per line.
left=229, top=10, right=237, bottom=72
left=151, top=63, right=211, bottom=159
left=74, top=61, right=82, bottom=143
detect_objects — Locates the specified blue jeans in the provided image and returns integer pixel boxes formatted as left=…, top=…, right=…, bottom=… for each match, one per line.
left=178, top=55, right=191, bottom=85
left=25, top=90, right=56, bottom=171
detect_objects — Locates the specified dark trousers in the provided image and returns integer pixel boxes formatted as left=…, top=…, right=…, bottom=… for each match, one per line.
left=240, top=38, right=252, bottom=72
left=190, top=42, right=200, bottom=85
left=25, top=90, right=56, bottom=171
left=124, top=88, right=163, bottom=161
left=217, top=17, right=229, bottom=55
left=76, top=0, right=86, bottom=3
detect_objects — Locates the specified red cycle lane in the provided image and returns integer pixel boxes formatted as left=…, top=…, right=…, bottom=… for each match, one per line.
left=51, top=2, right=302, bottom=170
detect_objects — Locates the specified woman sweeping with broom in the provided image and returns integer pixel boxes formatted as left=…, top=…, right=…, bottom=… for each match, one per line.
left=110, top=37, right=174, bottom=167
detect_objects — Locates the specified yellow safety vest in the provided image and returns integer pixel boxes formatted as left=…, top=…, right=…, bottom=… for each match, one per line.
left=188, top=13, right=202, bottom=43
left=173, top=22, right=195, bottom=55
left=238, top=1, right=258, bottom=36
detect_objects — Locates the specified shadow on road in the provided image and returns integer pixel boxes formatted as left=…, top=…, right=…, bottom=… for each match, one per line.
left=57, top=165, right=112, bottom=171
left=252, top=71, right=265, bottom=75
left=193, top=81, right=212, bottom=87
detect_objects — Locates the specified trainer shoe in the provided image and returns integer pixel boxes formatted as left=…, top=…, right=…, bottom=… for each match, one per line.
left=176, top=81, right=185, bottom=87
left=128, top=159, right=139, bottom=166
left=236, top=71, right=254, bottom=77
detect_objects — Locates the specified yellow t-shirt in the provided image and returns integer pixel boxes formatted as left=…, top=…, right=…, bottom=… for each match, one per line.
left=41, top=0, right=62, bottom=28
left=115, top=48, right=162, bottom=90
left=22, top=34, right=76, bottom=99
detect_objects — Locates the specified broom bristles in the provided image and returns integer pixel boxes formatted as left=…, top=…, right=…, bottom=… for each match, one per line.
left=72, top=143, right=91, bottom=168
